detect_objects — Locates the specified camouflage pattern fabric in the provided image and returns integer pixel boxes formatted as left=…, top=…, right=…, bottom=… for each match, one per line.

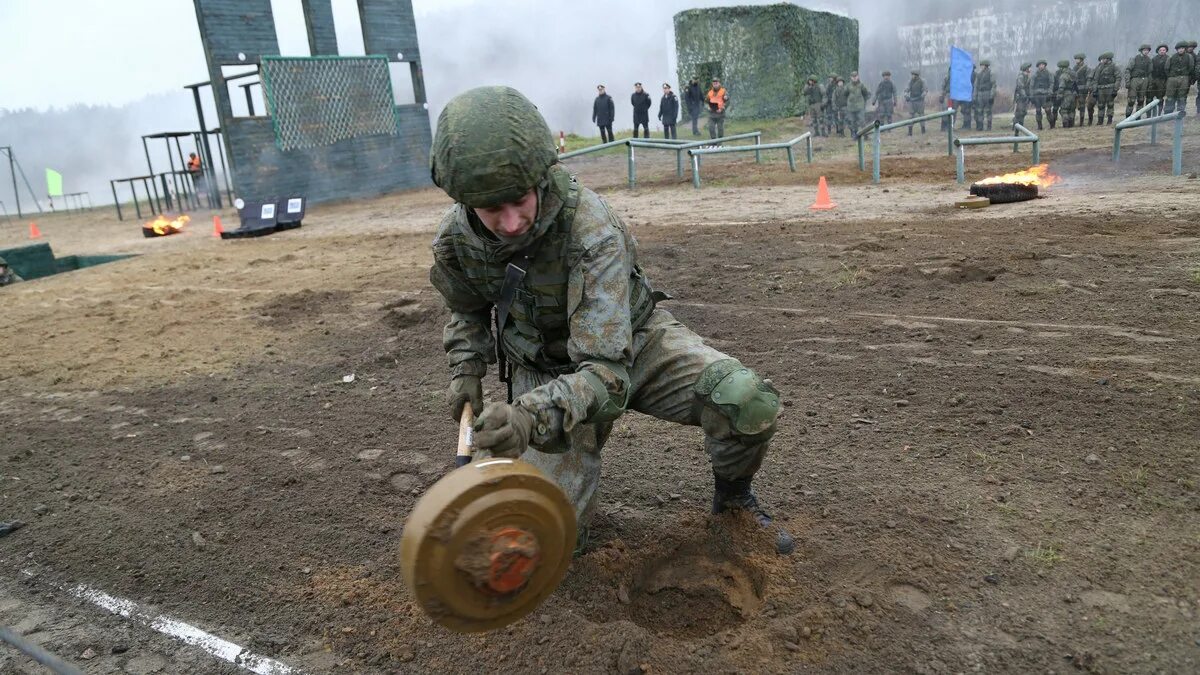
left=0, top=255, right=22, bottom=287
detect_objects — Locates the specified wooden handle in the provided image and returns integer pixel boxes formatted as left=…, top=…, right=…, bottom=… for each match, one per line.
left=455, top=407, right=475, bottom=466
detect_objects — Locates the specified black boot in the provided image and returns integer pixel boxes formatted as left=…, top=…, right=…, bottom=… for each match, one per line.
left=713, top=475, right=795, bottom=555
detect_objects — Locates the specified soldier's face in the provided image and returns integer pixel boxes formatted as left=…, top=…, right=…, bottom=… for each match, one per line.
left=1159, top=47, right=1168, bottom=55
left=475, top=189, right=538, bottom=239
left=1037, top=64, right=1046, bottom=70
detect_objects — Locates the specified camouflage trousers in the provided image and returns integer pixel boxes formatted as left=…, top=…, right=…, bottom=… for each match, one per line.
left=1164, top=77, right=1190, bottom=114
left=907, top=100, right=926, bottom=134
left=1059, top=94, right=1076, bottom=127
left=1149, top=78, right=1167, bottom=112
left=513, top=308, right=771, bottom=525
left=1126, top=77, right=1149, bottom=116
left=1095, top=87, right=1117, bottom=121
left=876, top=100, right=895, bottom=125
left=806, top=103, right=823, bottom=135
left=846, top=109, right=865, bottom=136
left=974, top=97, right=994, bottom=129
left=707, top=111, right=726, bottom=139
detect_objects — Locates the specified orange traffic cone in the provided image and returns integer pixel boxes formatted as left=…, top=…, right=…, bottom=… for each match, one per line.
left=212, top=215, right=224, bottom=237
left=29, top=222, right=42, bottom=239
left=809, top=176, right=837, bottom=210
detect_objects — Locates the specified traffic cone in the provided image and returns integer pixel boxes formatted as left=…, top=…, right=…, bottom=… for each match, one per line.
left=809, top=176, right=837, bottom=210
left=558, top=131, right=566, bottom=154
left=212, top=215, right=224, bottom=237
left=29, top=222, right=42, bottom=239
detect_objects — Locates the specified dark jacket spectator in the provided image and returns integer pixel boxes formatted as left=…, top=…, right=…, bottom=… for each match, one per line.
left=592, top=89, right=615, bottom=126
left=658, top=88, right=679, bottom=124
left=631, top=87, right=652, bottom=123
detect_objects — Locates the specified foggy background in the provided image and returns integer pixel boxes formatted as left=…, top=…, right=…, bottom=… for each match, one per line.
left=1, top=0, right=1198, bottom=211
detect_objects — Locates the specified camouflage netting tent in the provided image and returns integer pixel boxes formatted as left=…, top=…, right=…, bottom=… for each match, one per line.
left=675, top=4, right=858, bottom=119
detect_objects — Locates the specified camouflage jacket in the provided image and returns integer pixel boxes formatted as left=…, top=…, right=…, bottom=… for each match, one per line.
left=1014, top=73, right=1031, bottom=102
left=1052, top=67, right=1073, bottom=96
left=1152, top=53, right=1170, bottom=80
left=1125, top=54, right=1150, bottom=80
left=974, top=69, right=997, bottom=101
left=907, top=78, right=927, bottom=102
left=430, top=164, right=655, bottom=449
left=802, top=83, right=824, bottom=106
left=844, top=82, right=870, bottom=112
left=873, top=79, right=896, bottom=104
left=1093, top=62, right=1120, bottom=90
left=1032, top=69, right=1052, bottom=96
left=1075, top=63, right=1093, bottom=92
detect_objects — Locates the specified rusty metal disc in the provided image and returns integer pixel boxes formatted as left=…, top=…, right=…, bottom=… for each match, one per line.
left=399, top=458, right=576, bottom=633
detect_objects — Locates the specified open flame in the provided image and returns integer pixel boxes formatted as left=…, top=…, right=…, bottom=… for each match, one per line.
left=975, top=164, right=1061, bottom=188
left=145, top=214, right=190, bottom=236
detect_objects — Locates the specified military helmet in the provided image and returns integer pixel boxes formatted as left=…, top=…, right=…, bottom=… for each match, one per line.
left=980, top=59, right=990, bottom=66
left=0, top=255, right=7, bottom=267
left=431, top=86, right=556, bottom=209
left=1176, top=41, right=1188, bottom=49
left=809, top=74, right=818, bottom=81
left=829, top=72, right=838, bottom=79
left=1139, top=44, right=1152, bottom=51
left=882, top=70, right=891, bottom=76
left=1100, top=52, right=1114, bottom=60
left=1190, top=40, right=1198, bottom=48
left=1158, top=43, right=1169, bottom=50
left=911, top=69, right=920, bottom=76
left=1074, top=53, right=1085, bottom=60
left=1057, top=59, right=1069, bottom=68
left=1037, top=59, right=1047, bottom=66
left=1020, top=62, right=1032, bottom=70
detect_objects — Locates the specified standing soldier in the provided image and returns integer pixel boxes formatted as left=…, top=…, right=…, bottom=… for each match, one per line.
left=684, top=77, right=703, bottom=136
left=1092, top=52, right=1119, bottom=124
left=905, top=70, right=928, bottom=135
left=873, top=71, right=896, bottom=125
left=939, top=68, right=951, bottom=130
left=1058, top=60, right=1078, bottom=128
left=959, top=63, right=977, bottom=129
left=1048, top=59, right=1070, bottom=128
left=802, top=75, right=825, bottom=136
left=1074, top=53, right=1093, bottom=126
left=823, top=74, right=839, bottom=137
left=705, top=77, right=729, bottom=139
left=833, top=76, right=850, bottom=136
left=1164, top=42, right=1192, bottom=115
left=844, top=71, right=871, bottom=137
left=1031, top=59, right=1052, bottom=130
left=428, top=86, right=795, bottom=555
left=1013, top=62, right=1032, bottom=129
left=1124, top=45, right=1152, bottom=120
left=1151, top=44, right=1170, bottom=114
left=1187, top=41, right=1198, bottom=114
left=974, top=60, right=997, bottom=130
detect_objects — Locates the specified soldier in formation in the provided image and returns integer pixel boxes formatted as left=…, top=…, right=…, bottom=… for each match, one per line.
left=1074, top=53, right=1093, bottom=126
left=973, top=60, right=997, bottom=130
left=1150, top=44, right=1170, bottom=113
left=430, top=85, right=794, bottom=555
left=1031, top=60, right=1052, bottom=130
left=1013, top=62, right=1032, bottom=129
left=1092, top=52, right=1120, bottom=124
left=1048, top=60, right=1070, bottom=128
left=823, top=74, right=839, bottom=136
left=939, top=68, right=952, bottom=131
left=873, top=70, right=896, bottom=125
left=1124, top=45, right=1152, bottom=119
left=905, top=70, right=927, bottom=135
left=844, top=72, right=871, bottom=137
left=802, top=75, right=825, bottom=136
left=1164, top=41, right=1193, bottom=115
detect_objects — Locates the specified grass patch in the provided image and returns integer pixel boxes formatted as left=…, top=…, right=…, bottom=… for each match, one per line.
left=833, top=262, right=867, bottom=288
left=1026, top=542, right=1064, bottom=567
left=1189, top=267, right=1200, bottom=285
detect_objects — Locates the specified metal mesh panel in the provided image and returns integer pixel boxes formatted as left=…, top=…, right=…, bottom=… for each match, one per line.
left=261, top=56, right=398, bottom=152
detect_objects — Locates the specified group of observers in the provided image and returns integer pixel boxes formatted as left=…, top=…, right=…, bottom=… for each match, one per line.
left=591, top=77, right=731, bottom=141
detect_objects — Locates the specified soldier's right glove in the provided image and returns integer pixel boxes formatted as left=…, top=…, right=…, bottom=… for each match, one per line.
left=472, top=403, right=536, bottom=459
left=446, top=375, right=483, bottom=422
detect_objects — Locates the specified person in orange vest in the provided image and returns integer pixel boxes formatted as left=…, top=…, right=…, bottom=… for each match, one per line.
left=705, top=77, right=729, bottom=139
left=186, top=152, right=206, bottom=194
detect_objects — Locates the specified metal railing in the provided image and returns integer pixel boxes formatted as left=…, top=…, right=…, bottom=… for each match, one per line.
left=860, top=109, right=957, bottom=183
left=1113, top=99, right=1185, bottom=175
left=560, top=132, right=763, bottom=187
left=687, top=133, right=814, bottom=188
left=954, top=123, right=1040, bottom=184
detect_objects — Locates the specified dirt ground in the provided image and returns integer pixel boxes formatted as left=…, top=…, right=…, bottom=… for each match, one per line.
left=1, top=118, right=1198, bottom=674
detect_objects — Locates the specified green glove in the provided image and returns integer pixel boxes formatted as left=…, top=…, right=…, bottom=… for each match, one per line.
left=473, top=403, right=536, bottom=458
left=446, top=375, right=483, bottom=422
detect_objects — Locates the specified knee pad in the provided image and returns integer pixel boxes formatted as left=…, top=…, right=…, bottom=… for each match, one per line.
left=694, top=359, right=780, bottom=439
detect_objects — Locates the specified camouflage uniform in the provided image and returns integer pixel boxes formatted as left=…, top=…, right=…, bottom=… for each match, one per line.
left=1048, top=60, right=1070, bottom=128
left=1124, top=46, right=1152, bottom=119
left=973, top=60, right=997, bottom=130
left=1093, top=54, right=1120, bottom=125
left=1073, top=54, right=1092, bottom=126
left=833, top=78, right=849, bottom=136
left=1164, top=42, right=1192, bottom=115
left=1188, top=41, right=1199, bottom=114
left=873, top=71, right=896, bottom=125
left=1013, top=63, right=1032, bottom=129
left=1031, top=60, right=1052, bottom=130
left=0, top=255, right=22, bottom=287
left=939, top=70, right=951, bottom=131
left=1150, top=44, right=1170, bottom=114
left=824, top=75, right=840, bottom=136
left=905, top=71, right=927, bottom=135
left=1059, top=61, right=1078, bottom=128
left=959, top=66, right=977, bottom=129
left=429, top=86, right=793, bottom=554
left=802, top=76, right=825, bottom=136
left=844, top=73, right=871, bottom=136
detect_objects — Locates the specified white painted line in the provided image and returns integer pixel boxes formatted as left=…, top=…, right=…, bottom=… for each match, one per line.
left=17, top=569, right=299, bottom=675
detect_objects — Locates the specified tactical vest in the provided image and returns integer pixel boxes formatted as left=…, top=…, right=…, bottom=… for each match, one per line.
left=1128, top=55, right=1150, bottom=79
left=451, top=178, right=657, bottom=375
left=1032, top=71, right=1052, bottom=95
left=1075, top=64, right=1092, bottom=90
left=1095, top=64, right=1119, bottom=88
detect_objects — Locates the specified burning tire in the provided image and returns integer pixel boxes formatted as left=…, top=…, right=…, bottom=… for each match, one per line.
left=969, top=182, right=1039, bottom=204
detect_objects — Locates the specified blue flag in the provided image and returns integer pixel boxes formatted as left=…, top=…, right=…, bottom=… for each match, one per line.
left=949, top=46, right=974, bottom=103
